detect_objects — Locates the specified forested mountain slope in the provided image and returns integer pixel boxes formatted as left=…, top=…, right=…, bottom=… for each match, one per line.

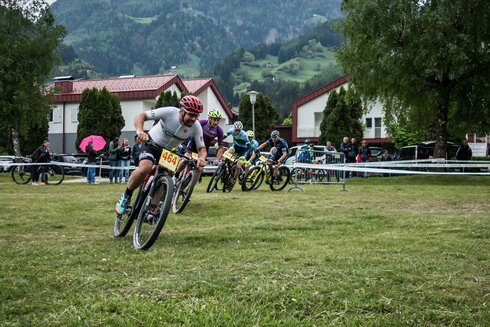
left=51, top=0, right=342, bottom=76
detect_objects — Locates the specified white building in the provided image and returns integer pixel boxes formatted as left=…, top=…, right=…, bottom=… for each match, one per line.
left=49, top=74, right=233, bottom=154
left=291, top=75, right=390, bottom=146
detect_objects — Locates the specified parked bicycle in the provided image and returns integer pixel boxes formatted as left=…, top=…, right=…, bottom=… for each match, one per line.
left=241, top=153, right=290, bottom=191
left=11, top=161, right=65, bottom=185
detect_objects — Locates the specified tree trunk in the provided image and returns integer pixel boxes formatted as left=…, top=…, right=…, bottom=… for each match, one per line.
left=11, top=126, right=22, bottom=158
left=434, top=93, right=449, bottom=159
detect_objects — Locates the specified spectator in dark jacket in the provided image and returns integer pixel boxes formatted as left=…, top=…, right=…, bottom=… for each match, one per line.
left=31, top=139, right=51, bottom=186
left=456, top=140, right=472, bottom=161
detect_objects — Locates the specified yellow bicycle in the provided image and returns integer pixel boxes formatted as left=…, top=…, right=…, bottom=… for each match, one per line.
left=241, top=154, right=290, bottom=191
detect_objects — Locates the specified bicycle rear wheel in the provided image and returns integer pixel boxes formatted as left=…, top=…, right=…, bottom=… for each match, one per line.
left=222, top=165, right=236, bottom=192
left=270, top=166, right=291, bottom=191
left=242, top=166, right=263, bottom=191
left=43, top=165, right=65, bottom=185
left=11, top=165, right=32, bottom=184
left=172, top=170, right=197, bottom=214
left=133, top=175, right=173, bottom=250
left=114, top=186, right=146, bottom=237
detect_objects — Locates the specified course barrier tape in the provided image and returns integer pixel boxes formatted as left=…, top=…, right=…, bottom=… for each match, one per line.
left=3, top=162, right=137, bottom=170
left=4, top=159, right=490, bottom=176
left=285, top=159, right=490, bottom=176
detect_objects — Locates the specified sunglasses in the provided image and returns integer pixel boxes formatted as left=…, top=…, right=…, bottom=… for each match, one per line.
left=182, top=108, right=199, bottom=118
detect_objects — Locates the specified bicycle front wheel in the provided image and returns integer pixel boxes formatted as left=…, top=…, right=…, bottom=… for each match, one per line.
left=206, top=164, right=224, bottom=193
left=133, top=175, right=173, bottom=250
left=270, top=166, right=291, bottom=191
left=114, top=186, right=146, bottom=237
left=44, top=165, right=65, bottom=185
left=11, top=165, right=32, bottom=184
left=242, top=166, right=263, bottom=191
left=172, top=170, right=197, bottom=214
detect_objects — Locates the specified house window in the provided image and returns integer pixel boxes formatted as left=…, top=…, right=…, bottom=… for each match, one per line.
left=71, top=108, right=78, bottom=123
left=374, top=118, right=382, bottom=138
left=365, top=118, right=372, bottom=128
left=49, top=108, right=62, bottom=123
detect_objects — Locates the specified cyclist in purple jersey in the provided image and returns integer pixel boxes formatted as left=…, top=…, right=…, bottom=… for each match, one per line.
left=181, top=109, right=225, bottom=180
left=188, top=109, right=224, bottom=162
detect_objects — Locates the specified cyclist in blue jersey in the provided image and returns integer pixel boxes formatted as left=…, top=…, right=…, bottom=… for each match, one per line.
left=223, top=121, right=252, bottom=185
left=245, top=130, right=259, bottom=162
left=297, top=139, right=314, bottom=163
left=256, top=130, right=289, bottom=182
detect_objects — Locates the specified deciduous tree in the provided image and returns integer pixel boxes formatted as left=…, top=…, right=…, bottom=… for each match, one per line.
left=337, top=0, right=490, bottom=157
left=0, top=0, right=66, bottom=155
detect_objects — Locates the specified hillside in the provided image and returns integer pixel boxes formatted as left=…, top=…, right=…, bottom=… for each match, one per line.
left=50, top=0, right=342, bottom=77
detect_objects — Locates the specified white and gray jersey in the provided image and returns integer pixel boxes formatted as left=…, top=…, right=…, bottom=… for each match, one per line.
left=146, top=106, right=205, bottom=150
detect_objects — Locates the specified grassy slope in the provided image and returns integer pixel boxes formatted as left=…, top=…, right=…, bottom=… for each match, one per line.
left=0, top=174, right=488, bottom=326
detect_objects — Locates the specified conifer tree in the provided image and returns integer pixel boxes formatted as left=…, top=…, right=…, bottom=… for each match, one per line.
left=318, top=86, right=364, bottom=148
left=156, top=91, right=180, bottom=108
left=76, top=87, right=125, bottom=152
left=239, top=93, right=279, bottom=143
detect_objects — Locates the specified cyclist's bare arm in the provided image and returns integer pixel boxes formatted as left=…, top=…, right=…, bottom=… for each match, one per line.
left=277, top=152, right=287, bottom=165
left=197, top=146, right=207, bottom=168
left=215, top=145, right=224, bottom=162
left=134, top=112, right=149, bottom=142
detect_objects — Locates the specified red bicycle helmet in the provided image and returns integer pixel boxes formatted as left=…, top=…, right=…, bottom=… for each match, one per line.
left=179, top=95, right=203, bottom=114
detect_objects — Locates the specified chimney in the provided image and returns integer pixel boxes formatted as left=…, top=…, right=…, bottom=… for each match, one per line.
left=53, top=76, right=74, bottom=93
left=54, top=81, right=73, bottom=93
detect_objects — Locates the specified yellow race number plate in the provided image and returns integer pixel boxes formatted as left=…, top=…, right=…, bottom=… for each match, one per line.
left=159, top=149, right=180, bottom=172
left=222, top=151, right=234, bottom=160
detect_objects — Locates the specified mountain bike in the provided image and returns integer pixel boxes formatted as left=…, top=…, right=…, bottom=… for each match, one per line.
left=114, top=141, right=178, bottom=250
left=172, top=155, right=198, bottom=214
left=11, top=162, right=65, bottom=185
left=241, top=154, right=291, bottom=191
left=206, top=152, right=239, bottom=192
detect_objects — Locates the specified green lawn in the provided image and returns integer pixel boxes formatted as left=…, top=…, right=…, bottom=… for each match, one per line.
left=0, top=173, right=488, bottom=326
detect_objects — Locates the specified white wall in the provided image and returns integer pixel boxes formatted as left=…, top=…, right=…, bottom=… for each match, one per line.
left=296, top=83, right=389, bottom=140
left=200, top=88, right=230, bottom=125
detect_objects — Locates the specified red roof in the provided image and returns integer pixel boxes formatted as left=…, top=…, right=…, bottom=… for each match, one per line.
left=51, top=74, right=233, bottom=120
left=291, top=75, right=350, bottom=143
left=183, top=78, right=233, bottom=119
left=52, top=74, right=187, bottom=103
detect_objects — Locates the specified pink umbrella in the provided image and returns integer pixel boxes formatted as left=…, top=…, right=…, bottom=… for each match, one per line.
left=79, top=135, right=107, bottom=153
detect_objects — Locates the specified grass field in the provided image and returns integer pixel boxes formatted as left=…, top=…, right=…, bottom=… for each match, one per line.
left=0, top=173, right=489, bottom=326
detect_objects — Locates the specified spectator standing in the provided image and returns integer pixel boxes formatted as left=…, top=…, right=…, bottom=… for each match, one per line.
left=119, top=138, right=132, bottom=183
left=108, top=137, right=120, bottom=184
left=358, top=140, right=372, bottom=178
left=132, top=136, right=143, bottom=167
left=30, top=139, right=51, bottom=186
left=85, top=140, right=97, bottom=184
left=340, top=136, right=354, bottom=178
left=380, top=147, right=392, bottom=161
left=456, top=140, right=472, bottom=161
left=326, top=141, right=336, bottom=152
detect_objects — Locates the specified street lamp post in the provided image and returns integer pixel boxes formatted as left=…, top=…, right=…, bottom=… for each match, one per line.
left=247, top=91, right=258, bottom=136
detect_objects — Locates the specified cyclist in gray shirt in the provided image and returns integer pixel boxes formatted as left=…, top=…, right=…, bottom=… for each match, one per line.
left=115, top=95, right=206, bottom=215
